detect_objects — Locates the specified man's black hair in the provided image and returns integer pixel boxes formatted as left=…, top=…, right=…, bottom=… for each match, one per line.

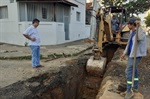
left=128, top=22, right=136, bottom=27
left=32, top=18, right=40, bottom=24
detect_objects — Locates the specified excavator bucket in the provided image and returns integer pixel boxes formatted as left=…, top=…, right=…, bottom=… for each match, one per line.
left=86, top=56, right=106, bottom=77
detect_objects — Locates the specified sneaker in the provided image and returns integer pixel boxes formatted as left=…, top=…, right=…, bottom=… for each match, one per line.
left=124, top=90, right=134, bottom=99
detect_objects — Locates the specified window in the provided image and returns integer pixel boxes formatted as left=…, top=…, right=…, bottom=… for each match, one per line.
left=0, top=6, right=8, bottom=19
left=76, top=12, right=80, bottom=21
left=19, top=3, right=67, bottom=22
left=10, top=0, right=14, bottom=3
left=42, top=8, right=47, bottom=19
left=27, top=4, right=37, bottom=21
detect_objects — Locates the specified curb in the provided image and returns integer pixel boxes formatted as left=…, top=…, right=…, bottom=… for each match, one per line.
left=0, top=46, right=93, bottom=60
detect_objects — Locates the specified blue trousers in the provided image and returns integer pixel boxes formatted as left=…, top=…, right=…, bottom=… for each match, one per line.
left=30, top=45, right=40, bottom=67
left=125, top=57, right=142, bottom=92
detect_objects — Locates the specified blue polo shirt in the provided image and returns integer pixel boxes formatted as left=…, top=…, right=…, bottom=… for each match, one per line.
left=128, top=30, right=136, bottom=55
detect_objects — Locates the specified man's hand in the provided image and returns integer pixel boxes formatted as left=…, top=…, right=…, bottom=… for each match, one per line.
left=23, top=34, right=36, bottom=41
left=120, top=54, right=126, bottom=61
left=30, top=38, right=36, bottom=41
left=136, top=21, right=140, bottom=27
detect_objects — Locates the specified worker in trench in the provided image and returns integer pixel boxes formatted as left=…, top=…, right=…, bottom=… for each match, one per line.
left=121, top=17, right=147, bottom=99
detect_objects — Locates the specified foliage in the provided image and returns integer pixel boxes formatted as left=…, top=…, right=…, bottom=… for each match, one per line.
left=124, top=0, right=150, bottom=15
left=24, top=42, right=28, bottom=47
left=101, top=0, right=150, bottom=15
left=145, top=13, right=150, bottom=27
left=134, top=16, right=141, bottom=21
left=102, top=0, right=127, bottom=6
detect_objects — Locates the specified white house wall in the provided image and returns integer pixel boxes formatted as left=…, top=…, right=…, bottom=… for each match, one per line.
left=0, top=0, right=11, bottom=6
left=85, top=25, right=91, bottom=37
left=1, top=21, right=65, bottom=45
left=70, top=0, right=86, bottom=24
left=0, top=2, right=21, bottom=45
left=37, top=22, right=65, bottom=45
left=69, top=0, right=89, bottom=41
left=0, top=21, right=21, bottom=45
left=56, top=23, right=65, bottom=44
left=0, top=0, right=90, bottom=46
left=8, top=3, right=19, bottom=21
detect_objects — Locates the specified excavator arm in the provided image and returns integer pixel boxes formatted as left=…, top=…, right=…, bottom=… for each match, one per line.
left=86, top=0, right=129, bottom=77
left=93, top=8, right=114, bottom=60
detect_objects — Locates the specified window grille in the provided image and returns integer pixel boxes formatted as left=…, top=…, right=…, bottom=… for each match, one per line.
left=42, top=8, right=47, bottom=19
left=0, top=6, right=8, bottom=19
left=76, top=12, right=80, bottom=21
left=19, top=3, right=70, bottom=22
left=10, top=0, right=14, bottom=3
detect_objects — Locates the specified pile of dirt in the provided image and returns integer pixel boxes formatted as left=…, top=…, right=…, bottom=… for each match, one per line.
left=138, top=49, right=150, bottom=99
left=0, top=58, right=87, bottom=99
left=96, top=48, right=150, bottom=99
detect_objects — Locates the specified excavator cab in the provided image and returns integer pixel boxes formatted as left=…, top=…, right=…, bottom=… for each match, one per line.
left=106, top=6, right=130, bottom=43
left=90, top=6, right=129, bottom=50
left=85, top=6, right=130, bottom=60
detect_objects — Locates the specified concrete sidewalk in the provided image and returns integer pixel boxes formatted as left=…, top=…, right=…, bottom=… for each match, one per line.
left=0, top=40, right=92, bottom=59
left=1, top=36, right=149, bottom=59
left=0, top=40, right=92, bottom=88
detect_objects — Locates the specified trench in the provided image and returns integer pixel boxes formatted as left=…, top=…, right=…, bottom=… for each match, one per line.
left=0, top=46, right=119, bottom=99
left=35, top=45, right=118, bottom=99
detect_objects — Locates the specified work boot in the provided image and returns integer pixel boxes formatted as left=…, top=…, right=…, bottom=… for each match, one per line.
left=120, top=89, right=138, bottom=97
left=133, top=89, right=138, bottom=93
left=124, top=90, right=134, bottom=99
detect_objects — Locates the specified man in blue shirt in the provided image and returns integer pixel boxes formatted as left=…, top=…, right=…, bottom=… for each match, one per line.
left=121, top=18, right=147, bottom=99
left=112, top=15, right=120, bottom=33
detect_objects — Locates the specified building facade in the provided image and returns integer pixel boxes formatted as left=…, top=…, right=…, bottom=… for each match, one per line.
left=0, top=0, right=90, bottom=45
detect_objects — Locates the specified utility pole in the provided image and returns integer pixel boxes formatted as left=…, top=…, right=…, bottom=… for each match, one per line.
left=90, top=0, right=97, bottom=39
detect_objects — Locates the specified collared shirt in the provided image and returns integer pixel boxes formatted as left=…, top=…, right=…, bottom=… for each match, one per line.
left=111, top=18, right=119, bottom=25
left=23, top=25, right=40, bottom=46
left=128, top=30, right=136, bottom=55
left=111, top=18, right=120, bottom=31
left=124, top=26, right=147, bottom=57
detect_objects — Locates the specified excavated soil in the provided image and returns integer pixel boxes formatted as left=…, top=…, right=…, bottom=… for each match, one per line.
left=138, top=49, right=150, bottom=99
left=98, top=48, right=150, bottom=99
left=0, top=36, right=149, bottom=99
left=0, top=56, right=103, bottom=99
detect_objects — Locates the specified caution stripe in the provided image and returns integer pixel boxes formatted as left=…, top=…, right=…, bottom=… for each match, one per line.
left=127, top=81, right=132, bottom=84
left=134, top=78, right=139, bottom=81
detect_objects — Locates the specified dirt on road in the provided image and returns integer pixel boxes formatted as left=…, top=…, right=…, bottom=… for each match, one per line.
left=0, top=58, right=72, bottom=88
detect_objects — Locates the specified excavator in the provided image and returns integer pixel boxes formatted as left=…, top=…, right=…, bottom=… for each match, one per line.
left=85, top=2, right=130, bottom=76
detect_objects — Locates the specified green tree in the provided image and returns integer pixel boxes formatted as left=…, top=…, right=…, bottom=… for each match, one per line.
left=134, top=16, right=141, bottom=21
left=145, top=13, right=150, bottom=27
left=102, top=0, right=127, bottom=6
left=102, top=0, right=150, bottom=15
left=124, top=0, right=150, bottom=15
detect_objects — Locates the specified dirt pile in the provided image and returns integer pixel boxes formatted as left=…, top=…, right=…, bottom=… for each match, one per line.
left=0, top=56, right=102, bottom=99
left=96, top=48, right=150, bottom=99
left=0, top=58, right=87, bottom=99
left=138, top=49, right=150, bottom=99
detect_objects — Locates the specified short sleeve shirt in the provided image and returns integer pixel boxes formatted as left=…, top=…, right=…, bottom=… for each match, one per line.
left=23, top=25, right=40, bottom=46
